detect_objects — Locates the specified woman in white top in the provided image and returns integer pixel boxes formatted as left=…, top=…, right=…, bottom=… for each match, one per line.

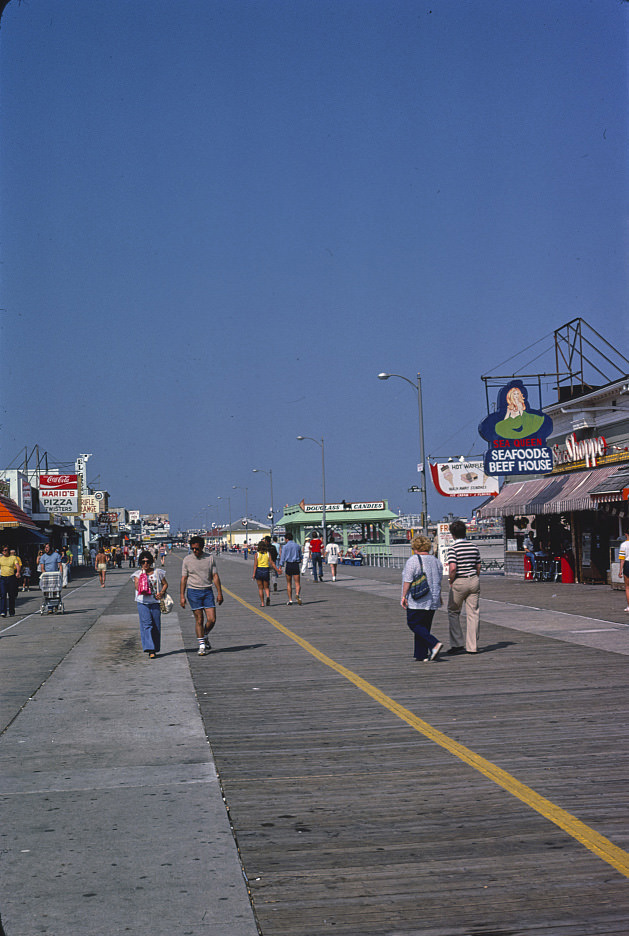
left=325, top=538, right=340, bottom=581
left=401, top=535, right=443, bottom=662
left=131, top=551, right=168, bottom=659
left=301, top=540, right=311, bottom=575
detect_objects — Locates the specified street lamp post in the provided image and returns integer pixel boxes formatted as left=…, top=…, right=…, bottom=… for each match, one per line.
left=378, top=371, right=428, bottom=534
left=297, top=436, right=327, bottom=546
left=217, top=496, right=232, bottom=546
left=205, top=505, right=217, bottom=542
left=252, top=468, right=274, bottom=537
left=232, top=485, right=249, bottom=545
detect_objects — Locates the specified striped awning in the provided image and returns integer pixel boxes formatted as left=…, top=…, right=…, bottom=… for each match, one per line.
left=477, top=465, right=621, bottom=518
left=0, top=495, right=39, bottom=530
left=589, top=466, right=629, bottom=503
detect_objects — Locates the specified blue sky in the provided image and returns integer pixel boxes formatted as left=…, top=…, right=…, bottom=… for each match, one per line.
left=1, top=0, right=627, bottom=532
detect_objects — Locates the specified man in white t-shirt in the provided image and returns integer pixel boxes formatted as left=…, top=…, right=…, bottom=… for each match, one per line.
left=325, top=538, right=340, bottom=582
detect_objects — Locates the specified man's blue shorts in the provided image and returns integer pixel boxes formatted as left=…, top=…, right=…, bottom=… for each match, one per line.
left=187, top=587, right=215, bottom=610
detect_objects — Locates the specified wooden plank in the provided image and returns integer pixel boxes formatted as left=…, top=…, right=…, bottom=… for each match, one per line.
left=187, top=559, right=629, bottom=935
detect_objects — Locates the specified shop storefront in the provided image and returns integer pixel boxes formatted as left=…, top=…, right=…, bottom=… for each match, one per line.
left=277, top=500, right=397, bottom=553
left=478, top=377, right=629, bottom=584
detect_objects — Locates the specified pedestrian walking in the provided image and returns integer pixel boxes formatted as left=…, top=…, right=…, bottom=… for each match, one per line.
left=95, top=547, right=107, bottom=587
left=39, top=543, right=62, bottom=573
left=180, top=535, right=224, bottom=656
left=265, top=536, right=280, bottom=591
left=279, top=533, right=302, bottom=605
left=301, top=539, right=311, bottom=575
left=400, top=535, right=443, bottom=661
left=619, top=530, right=629, bottom=612
left=21, top=562, right=31, bottom=591
left=325, top=537, right=340, bottom=581
left=60, top=549, right=71, bottom=587
left=446, top=520, right=481, bottom=654
left=253, top=540, right=281, bottom=607
left=0, top=545, right=21, bottom=617
left=310, top=532, right=324, bottom=581
left=131, top=551, right=168, bottom=659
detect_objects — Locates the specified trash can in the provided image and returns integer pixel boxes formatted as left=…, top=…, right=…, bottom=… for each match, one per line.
left=560, top=554, right=575, bottom=583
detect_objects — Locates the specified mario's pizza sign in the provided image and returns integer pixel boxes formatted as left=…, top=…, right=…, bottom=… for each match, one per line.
left=39, top=474, right=80, bottom=513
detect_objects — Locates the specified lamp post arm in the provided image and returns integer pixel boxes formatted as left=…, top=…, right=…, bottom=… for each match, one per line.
left=269, top=469, right=274, bottom=537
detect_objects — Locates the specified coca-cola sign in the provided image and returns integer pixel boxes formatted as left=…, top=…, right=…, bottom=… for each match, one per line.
left=39, top=474, right=78, bottom=490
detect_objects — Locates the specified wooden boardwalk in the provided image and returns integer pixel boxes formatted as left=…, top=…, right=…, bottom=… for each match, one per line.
left=186, top=557, right=629, bottom=936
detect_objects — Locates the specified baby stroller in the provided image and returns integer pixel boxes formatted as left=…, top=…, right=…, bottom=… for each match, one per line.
left=39, top=571, right=64, bottom=614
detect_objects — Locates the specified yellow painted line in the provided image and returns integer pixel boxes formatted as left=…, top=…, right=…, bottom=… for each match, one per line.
left=225, top=587, right=629, bottom=879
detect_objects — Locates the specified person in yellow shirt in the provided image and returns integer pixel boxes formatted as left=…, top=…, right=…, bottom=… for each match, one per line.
left=252, top=541, right=281, bottom=608
left=0, top=545, right=21, bottom=617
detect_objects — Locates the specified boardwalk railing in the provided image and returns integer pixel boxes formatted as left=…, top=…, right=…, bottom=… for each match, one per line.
left=362, top=553, right=505, bottom=573
left=363, top=553, right=407, bottom=570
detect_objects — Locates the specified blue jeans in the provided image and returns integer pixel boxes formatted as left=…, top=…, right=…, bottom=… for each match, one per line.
left=311, top=553, right=323, bottom=580
left=406, top=608, right=438, bottom=660
left=137, top=602, right=161, bottom=653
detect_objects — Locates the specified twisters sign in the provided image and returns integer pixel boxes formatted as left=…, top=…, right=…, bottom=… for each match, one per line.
left=39, top=474, right=80, bottom=514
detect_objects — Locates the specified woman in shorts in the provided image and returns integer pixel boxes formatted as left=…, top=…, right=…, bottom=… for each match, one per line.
left=253, top=540, right=280, bottom=608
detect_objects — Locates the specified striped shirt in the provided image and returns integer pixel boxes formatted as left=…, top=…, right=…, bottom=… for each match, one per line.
left=447, top=539, right=480, bottom=578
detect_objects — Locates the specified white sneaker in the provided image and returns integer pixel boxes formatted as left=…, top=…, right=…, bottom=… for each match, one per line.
left=198, top=644, right=208, bottom=656
left=287, top=600, right=293, bottom=605
left=426, top=642, right=443, bottom=662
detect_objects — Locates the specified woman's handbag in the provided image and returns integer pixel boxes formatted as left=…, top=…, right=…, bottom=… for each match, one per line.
left=409, top=555, right=430, bottom=600
left=160, top=593, right=174, bottom=614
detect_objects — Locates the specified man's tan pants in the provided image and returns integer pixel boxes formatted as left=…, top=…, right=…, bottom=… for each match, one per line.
left=447, top=575, right=480, bottom=652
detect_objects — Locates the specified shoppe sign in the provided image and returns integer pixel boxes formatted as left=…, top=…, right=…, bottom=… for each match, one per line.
left=478, top=380, right=554, bottom=476
left=552, top=433, right=608, bottom=470
left=39, top=474, right=80, bottom=513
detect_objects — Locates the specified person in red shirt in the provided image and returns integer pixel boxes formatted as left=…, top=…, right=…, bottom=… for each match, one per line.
left=310, top=533, right=323, bottom=582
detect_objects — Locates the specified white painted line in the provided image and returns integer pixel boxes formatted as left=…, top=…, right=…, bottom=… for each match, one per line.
left=0, top=578, right=97, bottom=635
left=570, top=628, right=618, bottom=634
left=481, top=597, right=629, bottom=628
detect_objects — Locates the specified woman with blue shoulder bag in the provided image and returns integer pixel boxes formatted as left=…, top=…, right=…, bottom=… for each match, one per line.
left=401, top=535, right=443, bottom=662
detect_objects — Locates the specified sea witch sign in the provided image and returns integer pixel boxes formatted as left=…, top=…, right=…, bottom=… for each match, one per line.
left=478, top=380, right=553, bottom=476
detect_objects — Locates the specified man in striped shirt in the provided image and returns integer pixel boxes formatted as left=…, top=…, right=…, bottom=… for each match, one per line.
left=447, top=520, right=481, bottom=654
